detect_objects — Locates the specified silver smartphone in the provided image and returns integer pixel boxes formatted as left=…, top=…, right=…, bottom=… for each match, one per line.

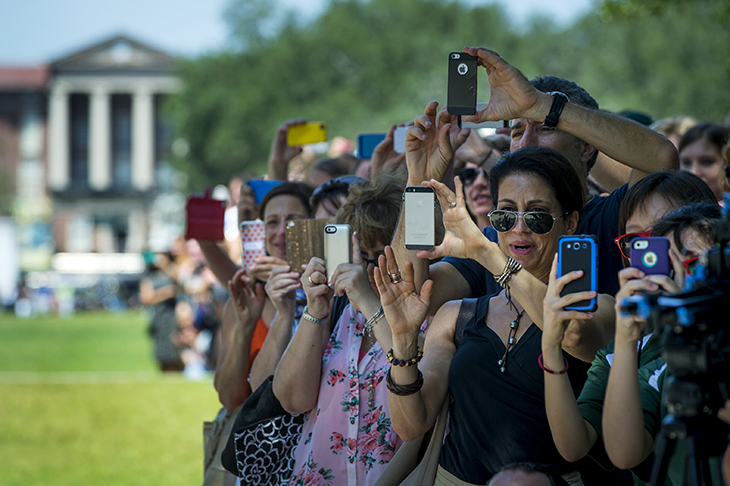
left=404, top=186, right=435, bottom=251
left=324, top=224, right=352, bottom=279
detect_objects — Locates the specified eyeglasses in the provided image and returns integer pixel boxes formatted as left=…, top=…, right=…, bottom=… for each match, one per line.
left=614, top=230, right=652, bottom=260
left=459, top=167, right=488, bottom=186
left=361, top=253, right=384, bottom=267
left=489, top=209, right=567, bottom=235
left=681, top=256, right=700, bottom=275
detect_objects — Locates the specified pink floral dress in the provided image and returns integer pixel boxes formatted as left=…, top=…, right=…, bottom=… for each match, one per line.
left=289, top=304, right=403, bottom=486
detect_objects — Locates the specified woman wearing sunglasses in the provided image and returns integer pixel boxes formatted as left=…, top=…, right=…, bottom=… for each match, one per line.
left=541, top=178, right=717, bottom=482
left=376, top=147, right=611, bottom=485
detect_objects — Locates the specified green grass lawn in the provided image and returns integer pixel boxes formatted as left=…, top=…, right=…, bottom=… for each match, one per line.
left=0, top=311, right=222, bottom=486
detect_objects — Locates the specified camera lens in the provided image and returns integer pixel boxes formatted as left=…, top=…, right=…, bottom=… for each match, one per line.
left=582, top=243, right=587, bottom=249
left=451, top=53, right=460, bottom=60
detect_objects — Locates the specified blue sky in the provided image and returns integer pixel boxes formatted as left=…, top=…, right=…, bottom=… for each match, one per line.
left=0, top=0, right=592, bottom=64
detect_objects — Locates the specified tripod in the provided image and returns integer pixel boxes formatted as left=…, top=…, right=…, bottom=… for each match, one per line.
left=649, top=378, right=728, bottom=486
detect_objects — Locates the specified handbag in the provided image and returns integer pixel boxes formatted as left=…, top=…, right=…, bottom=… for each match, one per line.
left=203, top=405, right=241, bottom=486
left=221, top=375, right=304, bottom=485
left=374, top=298, right=477, bottom=486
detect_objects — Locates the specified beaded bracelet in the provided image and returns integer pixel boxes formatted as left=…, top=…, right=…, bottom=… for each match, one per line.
left=494, top=257, right=522, bottom=288
left=537, top=353, right=570, bottom=375
left=387, top=346, right=423, bottom=367
left=386, top=367, right=424, bottom=396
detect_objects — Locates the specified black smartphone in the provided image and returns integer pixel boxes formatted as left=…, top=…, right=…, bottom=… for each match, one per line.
left=404, top=186, right=435, bottom=251
left=447, top=52, right=477, bottom=116
left=557, top=235, right=598, bottom=312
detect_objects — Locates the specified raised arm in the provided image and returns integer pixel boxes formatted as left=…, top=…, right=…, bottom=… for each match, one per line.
left=541, top=255, right=600, bottom=461
left=267, top=119, right=306, bottom=181
left=248, top=264, right=301, bottom=390
left=214, top=270, right=265, bottom=410
left=374, top=250, right=454, bottom=442
left=272, top=257, right=332, bottom=415
left=603, top=268, right=679, bottom=468
left=462, top=46, right=679, bottom=186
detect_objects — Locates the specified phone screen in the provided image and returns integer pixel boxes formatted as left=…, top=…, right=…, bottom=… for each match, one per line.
left=447, top=52, right=477, bottom=116
left=404, top=187, right=435, bottom=251
left=558, top=235, right=598, bottom=311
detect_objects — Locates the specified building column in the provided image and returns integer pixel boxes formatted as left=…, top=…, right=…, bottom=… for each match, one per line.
left=47, top=85, right=69, bottom=191
left=132, top=87, right=154, bottom=191
left=89, top=86, right=111, bottom=190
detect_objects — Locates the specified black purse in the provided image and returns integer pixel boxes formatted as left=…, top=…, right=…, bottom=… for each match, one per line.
left=220, top=295, right=350, bottom=485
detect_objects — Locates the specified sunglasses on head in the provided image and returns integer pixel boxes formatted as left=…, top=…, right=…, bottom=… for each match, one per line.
left=488, top=209, right=567, bottom=235
left=312, top=175, right=365, bottom=198
left=459, top=167, right=488, bottom=186
left=614, top=230, right=652, bottom=260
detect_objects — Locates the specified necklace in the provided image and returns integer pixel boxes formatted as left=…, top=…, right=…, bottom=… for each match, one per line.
left=497, top=289, right=526, bottom=373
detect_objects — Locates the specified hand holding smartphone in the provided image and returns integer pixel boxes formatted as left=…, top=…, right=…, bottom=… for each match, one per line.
left=557, top=235, right=598, bottom=312
left=357, top=133, right=387, bottom=159
left=287, top=121, right=327, bottom=146
left=630, top=237, right=671, bottom=276
left=447, top=52, right=478, bottom=116
left=285, top=219, right=327, bottom=273
left=325, top=224, right=352, bottom=279
left=404, top=186, right=435, bottom=251
left=240, top=221, right=266, bottom=268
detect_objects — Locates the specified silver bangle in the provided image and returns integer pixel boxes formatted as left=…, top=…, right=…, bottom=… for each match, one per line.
left=364, top=306, right=384, bottom=337
left=301, top=306, right=328, bottom=324
left=494, top=257, right=522, bottom=288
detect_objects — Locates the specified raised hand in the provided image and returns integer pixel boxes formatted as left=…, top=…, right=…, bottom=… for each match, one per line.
left=542, top=255, right=596, bottom=352
left=268, top=118, right=307, bottom=180
left=228, top=268, right=266, bottom=327
left=249, top=255, right=288, bottom=283
left=329, top=233, right=379, bottom=314
left=405, top=101, right=469, bottom=185
left=417, top=176, right=489, bottom=261
left=374, top=246, right=432, bottom=339
left=265, top=265, right=301, bottom=316
left=461, top=47, right=549, bottom=125
left=301, top=256, right=333, bottom=320
left=237, top=182, right=258, bottom=224
left=370, top=124, right=406, bottom=177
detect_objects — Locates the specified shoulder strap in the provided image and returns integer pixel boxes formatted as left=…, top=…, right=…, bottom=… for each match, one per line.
left=454, top=298, right=478, bottom=349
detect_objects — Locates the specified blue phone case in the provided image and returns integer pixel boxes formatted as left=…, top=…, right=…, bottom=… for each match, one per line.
left=630, top=237, right=671, bottom=276
left=248, top=179, right=285, bottom=205
left=357, top=133, right=386, bottom=159
left=557, top=235, right=598, bottom=312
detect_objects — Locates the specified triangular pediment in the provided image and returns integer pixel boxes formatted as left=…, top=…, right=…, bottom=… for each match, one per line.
left=51, top=34, right=177, bottom=74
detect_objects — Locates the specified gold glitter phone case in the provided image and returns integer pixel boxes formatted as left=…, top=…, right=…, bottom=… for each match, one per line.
left=285, top=219, right=327, bottom=274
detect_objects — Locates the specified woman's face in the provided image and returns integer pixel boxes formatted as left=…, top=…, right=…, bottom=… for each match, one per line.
left=462, top=164, right=493, bottom=224
left=263, top=195, right=309, bottom=260
left=679, top=138, right=725, bottom=201
left=495, top=173, right=578, bottom=283
left=313, top=194, right=347, bottom=220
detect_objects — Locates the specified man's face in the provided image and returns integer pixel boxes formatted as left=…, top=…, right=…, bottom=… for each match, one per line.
left=509, top=118, right=589, bottom=180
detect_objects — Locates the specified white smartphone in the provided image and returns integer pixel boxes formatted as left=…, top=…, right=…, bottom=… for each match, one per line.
left=324, top=224, right=352, bottom=279
left=394, top=126, right=408, bottom=154
left=404, top=186, right=435, bottom=251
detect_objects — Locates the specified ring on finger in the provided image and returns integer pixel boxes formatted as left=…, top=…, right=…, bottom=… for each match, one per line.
left=448, top=201, right=457, bottom=208
left=308, top=275, right=314, bottom=285
left=388, top=270, right=402, bottom=284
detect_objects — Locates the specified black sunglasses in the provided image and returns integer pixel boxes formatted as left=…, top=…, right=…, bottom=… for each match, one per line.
left=312, top=175, right=365, bottom=199
left=489, top=209, right=568, bottom=235
left=459, top=167, right=488, bottom=186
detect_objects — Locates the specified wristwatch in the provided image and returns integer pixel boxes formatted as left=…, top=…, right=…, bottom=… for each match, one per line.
left=542, top=91, right=570, bottom=128
left=301, top=306, right=328, bottom=324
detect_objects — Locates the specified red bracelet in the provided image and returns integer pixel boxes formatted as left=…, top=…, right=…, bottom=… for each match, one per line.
left=538, top=353, right=569, bottom=375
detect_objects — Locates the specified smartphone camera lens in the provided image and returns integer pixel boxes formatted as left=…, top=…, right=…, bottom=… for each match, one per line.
left=451, top=53, right=460, bottom=60
left=326, top=226, right=335, bottom=234
left=582, top=243, right=587, bottom=249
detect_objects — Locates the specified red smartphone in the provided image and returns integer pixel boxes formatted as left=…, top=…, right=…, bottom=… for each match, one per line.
left=185, top=190, right=226, bottom=241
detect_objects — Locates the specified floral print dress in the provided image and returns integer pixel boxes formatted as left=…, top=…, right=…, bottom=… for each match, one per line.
left=289, top=304, right=403, bottom=486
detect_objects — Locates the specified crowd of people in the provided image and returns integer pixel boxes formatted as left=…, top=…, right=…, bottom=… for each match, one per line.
left=196, top=46, right=730, bottom=485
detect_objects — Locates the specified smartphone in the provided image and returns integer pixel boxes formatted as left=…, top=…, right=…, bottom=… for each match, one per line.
left=185, top=192, right=226, bottom=241
left=240, top=221, right=266, bottom=269
left=461, top=103, right=508, bottom=130
left=357, top=133, right=387, bottom=159
left=393, top=126, right=408, bottom=154
left=558, top=235, right=598, bottom=312
left=287, top=121, right=327, bottom=146
left=404, top=186, right=435, bottom=251
left=630, top=237, right=671, bottom=276
left=248, top=179, right=284, bottom=205
left=324, top=224, right=352, bottom=279
left=285, top=219, right=327, bottom=273
left=447, top=52, right=477, bottom=116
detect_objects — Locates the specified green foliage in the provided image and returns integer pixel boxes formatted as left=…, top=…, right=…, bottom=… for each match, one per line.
left=167, top=0, right=730, bottom=189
